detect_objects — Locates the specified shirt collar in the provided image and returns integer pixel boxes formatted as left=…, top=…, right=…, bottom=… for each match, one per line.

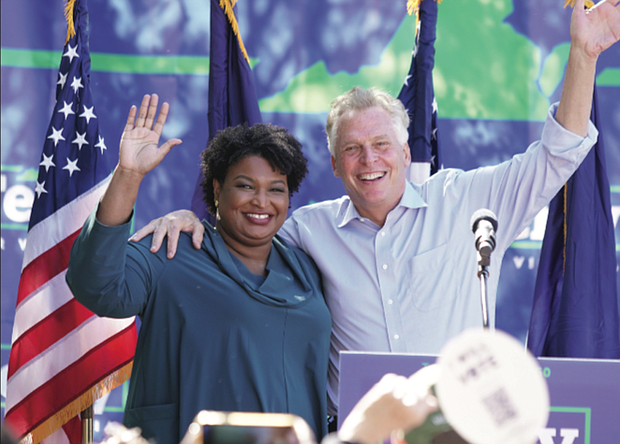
left=337, top=181, right=428, bottom=228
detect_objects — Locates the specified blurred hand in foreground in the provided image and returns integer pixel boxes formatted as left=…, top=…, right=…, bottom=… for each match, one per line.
left=337, top=373, right=438, bottom=444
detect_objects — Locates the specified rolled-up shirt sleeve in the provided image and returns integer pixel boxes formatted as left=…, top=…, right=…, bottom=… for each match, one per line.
left=542, top=102, right=598, bottom=158
left=439, top=102, right=598, bottom=253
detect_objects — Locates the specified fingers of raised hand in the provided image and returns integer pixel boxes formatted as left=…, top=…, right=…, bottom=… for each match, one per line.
left=125, top=94, right=169, bottom=134
left=153, top=101, right=170, bottom=136
left=124, top=104, right=139, bottom=133
left=574, top=0, right=585, bottom=12
left=134, top=94, right=155, bottom=129
left=159, top=137, right=183, bottom=154
left=144, top=94, right=160, bottom=130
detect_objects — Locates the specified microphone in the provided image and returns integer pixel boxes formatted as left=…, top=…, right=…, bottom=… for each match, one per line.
left=470, top=209, right=498, bottom=329
left=470, top=209, right=498, bottom=264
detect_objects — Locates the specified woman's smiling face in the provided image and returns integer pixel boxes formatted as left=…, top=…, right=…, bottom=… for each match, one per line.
left=213, top=155, right=289, bottom=249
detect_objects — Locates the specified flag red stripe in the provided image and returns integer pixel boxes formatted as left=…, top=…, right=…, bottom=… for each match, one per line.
left=7, top=299, right=96, bottom=380
left=6, top=5, right=137, bottom=441
left=62, top=416, right=82, bottom=444
left=16, top=229, right=81, bottom=306
left=5, top=325, right=136, bottom=437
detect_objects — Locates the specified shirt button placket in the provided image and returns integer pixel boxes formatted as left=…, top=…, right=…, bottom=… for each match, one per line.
left=376, top=228, right=401, bottom=350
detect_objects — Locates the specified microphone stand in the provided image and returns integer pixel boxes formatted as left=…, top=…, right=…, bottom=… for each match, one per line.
left=470, top=209, right=498, bottom=331
left=477, top=253, right=491, bottom=330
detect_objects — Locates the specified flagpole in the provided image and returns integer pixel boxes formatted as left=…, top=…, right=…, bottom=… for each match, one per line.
left=81, top=406, right=94, bottom=444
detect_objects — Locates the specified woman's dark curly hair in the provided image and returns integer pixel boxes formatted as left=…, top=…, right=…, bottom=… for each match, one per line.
left=200, top=123, right=309, bottom=216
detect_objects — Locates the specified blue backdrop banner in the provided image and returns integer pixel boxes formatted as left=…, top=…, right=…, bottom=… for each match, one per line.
left=1, top=0, right=619, bottom=441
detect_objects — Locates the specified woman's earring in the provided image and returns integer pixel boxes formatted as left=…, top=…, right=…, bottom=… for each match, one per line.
left=215, top=200, right=219, bottom=208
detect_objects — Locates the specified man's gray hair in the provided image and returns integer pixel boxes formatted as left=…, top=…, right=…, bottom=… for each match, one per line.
left=325, top=86, right=410, bottom=156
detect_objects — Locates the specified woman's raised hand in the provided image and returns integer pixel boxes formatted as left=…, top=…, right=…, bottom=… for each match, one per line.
left=96, top=94, right=182, bottom=226
left=118, top=94, right=182, bottom=177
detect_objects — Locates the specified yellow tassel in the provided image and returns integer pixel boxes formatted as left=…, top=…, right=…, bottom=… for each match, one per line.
left=19, top=362, right=133, bottom=444
left=564, top=0, right=595, bottom=9
left=407, top=0, right=442, bottom=16
left=219, top=0, right=251, bottom=65
left=406, top=0, right=442, bottom=44
left=64, top=0, right=76, bottom=45
left=406, top=0, right=421, bottom=16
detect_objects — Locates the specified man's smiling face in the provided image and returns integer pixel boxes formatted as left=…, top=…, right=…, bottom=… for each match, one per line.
left=331, top=106, right=411, bottom=226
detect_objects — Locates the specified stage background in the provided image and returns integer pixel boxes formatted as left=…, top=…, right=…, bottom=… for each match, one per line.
left=1, top=0, right=619, bottom=440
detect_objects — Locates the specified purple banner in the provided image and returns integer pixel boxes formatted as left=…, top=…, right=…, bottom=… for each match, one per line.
left=339, top=351, right=620, bottom=443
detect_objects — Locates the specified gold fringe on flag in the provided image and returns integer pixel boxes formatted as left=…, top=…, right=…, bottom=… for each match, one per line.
left=406, top=0, right=421, bottom=16
left=64, top=0, right=76, bottom=44
left=19, top=362, right=133, bottom=444
left=406, top=0, right=442, bottom=40
left=407, top=0, right=442, bottom=16
left=563, top=0, right=595, bottom=8
left=219, top=0, right=251, bottom=65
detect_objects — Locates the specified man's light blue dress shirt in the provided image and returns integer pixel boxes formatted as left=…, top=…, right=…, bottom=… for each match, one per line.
left=279, top=104, right=598, bottom=415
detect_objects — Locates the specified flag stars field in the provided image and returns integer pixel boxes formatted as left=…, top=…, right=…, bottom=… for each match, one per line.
left=95, top=136, right=107, bottom=154
left=396, top=0, right=441, bottom=181
left=47, top=127, right=65, bottom=146
left=58, top=101, right=74, bottom=119
left=34, top=181, right=48, bottom=198
left=72, top=132, right=89, bottom=150
left=80, top=105, right=96, bottom=123
left=71, top=76, right=83, bottom=94
left=62, top=43, right=79, bottom=63
left=57, top=72, right=68, bottom=89
left=40, top=153, right=55, bottom=172
left=62, top=158, right=80, bottom=176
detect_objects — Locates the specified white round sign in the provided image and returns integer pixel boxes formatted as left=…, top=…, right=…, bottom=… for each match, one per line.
left=436, top=328, right=549, bottom=444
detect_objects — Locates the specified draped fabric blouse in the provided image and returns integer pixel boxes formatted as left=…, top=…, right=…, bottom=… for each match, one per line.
left=67, top=209, right=332, bottom=443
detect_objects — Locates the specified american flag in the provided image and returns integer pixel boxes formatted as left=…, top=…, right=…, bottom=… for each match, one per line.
left=4, top=1, right=137, bottom=443
left=398, top=0, right=442, bottom=184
